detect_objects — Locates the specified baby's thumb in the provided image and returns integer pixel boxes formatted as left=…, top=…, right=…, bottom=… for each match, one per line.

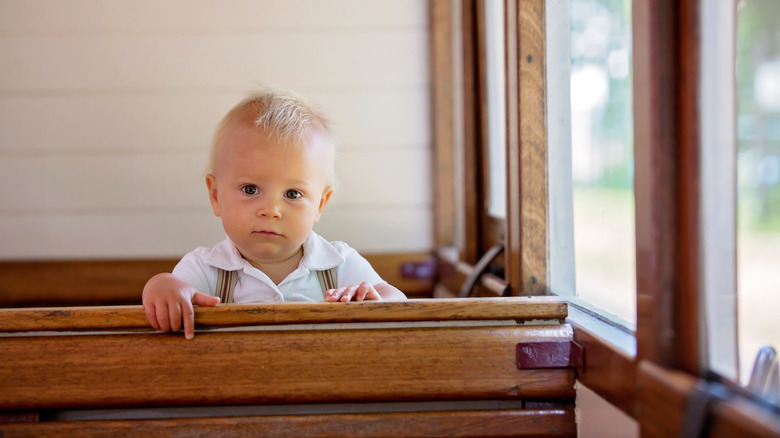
left=192, top=292, right=220, bottom=307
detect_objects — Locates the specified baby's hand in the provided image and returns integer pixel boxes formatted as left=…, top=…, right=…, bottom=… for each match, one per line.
left=142, top=273, right=220, bottom=339
left=324, top=281, right=382, bottom=302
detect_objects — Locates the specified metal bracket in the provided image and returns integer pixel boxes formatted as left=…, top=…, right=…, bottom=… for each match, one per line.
left=678, top=380, right=730, bottom=438
left=459, top=244, right=504, bottom=297
left=516, top=340, right=585, bottom=375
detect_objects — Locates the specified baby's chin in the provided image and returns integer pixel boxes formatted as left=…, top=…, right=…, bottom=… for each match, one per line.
left=237, top=245, right=303, bottom=267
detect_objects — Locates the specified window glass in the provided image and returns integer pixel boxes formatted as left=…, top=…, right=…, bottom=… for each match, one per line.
left=568, top=0, right=635, bottom=324
left=485, top=0, right=507, bottom=219
left=736, top=0, right=780, bottom=387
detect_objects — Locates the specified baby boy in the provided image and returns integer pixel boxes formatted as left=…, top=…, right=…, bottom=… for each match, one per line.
left=142, top=86, right=406, bottom=338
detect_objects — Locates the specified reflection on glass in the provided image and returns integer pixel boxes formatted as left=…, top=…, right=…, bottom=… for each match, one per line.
left=736, top=0, right=780, bottom=387
left=570, top=0, right=635, bottom=324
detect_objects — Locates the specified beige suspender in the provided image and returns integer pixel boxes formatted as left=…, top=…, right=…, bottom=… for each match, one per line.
left=315, top=268, right=338, bottom=294
left=215, top=267, right=337, bottom=304
left=215, top=268, right=238, bottom=304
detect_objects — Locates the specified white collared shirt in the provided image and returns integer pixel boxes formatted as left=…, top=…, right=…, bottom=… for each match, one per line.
left=172, top=231, right=384, bottom=303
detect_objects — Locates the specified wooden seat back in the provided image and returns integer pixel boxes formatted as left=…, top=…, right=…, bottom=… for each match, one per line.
left=0, top=297, right=577, bottom=437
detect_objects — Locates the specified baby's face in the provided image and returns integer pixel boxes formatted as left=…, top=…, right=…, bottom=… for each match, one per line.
left=207, top=123, right=333, bottom=269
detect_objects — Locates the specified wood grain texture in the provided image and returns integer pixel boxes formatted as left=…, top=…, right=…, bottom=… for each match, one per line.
left=0, top=259, right=177, bottom=307
left=0, top=324, right=575, bottom=410
left=0, top=297, right=568, bottom=332
left=0, top=409, right=577, bottom=438
left=430, top=0, right=457, bottom=248
left=506, top=0, right=547, bottom=296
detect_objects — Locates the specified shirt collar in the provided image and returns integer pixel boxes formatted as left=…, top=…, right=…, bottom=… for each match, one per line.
left=204, top=231, right=344, bottom=272
left=299, top=231, right=345, bottom=271
left=204, top=237, right=245, bottom=271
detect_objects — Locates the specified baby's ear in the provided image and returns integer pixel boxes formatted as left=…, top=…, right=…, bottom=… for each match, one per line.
left=315, top=186, right=334, bottom=222
left=205, top=174, right=222, bottom=217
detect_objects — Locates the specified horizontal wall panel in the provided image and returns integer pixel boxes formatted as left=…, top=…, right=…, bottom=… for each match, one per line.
left=316, top=207, right=432, bottom=253
left=0, top=149, right=428, bottom=212
left=0, top=153, right=210, bottom=212
left=332, top=149, right=432, bottom=207
left=0, top=0, right=432, bottom=260
left=312, top=88, right=431, bottom=148
left=0, top=90, right=429, bottom=153
left=0, top=0, right=425, bottom=34
left=0, top=210, right=225, bottom=260
left=0, top=207, right=430, bottom=259
left=0, top=94, right=239, bottom=153
left=0, top=32, right=428, bottom=92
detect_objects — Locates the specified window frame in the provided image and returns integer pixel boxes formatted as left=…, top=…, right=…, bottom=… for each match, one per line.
left=431, top=0, right=780, bottom=433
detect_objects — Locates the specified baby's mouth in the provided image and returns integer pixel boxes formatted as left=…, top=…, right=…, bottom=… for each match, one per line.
left=254, top=230, right=281, bottom=237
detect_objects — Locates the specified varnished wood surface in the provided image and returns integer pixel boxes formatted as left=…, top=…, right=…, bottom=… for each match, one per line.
left=572, top=321, right=637, bottom=418
left=0, top=297, right=567, bottom=333
left=633, top=0, right=703, bottom=372
left=459, top=0, right=483, bottom=266
left=0, top=259, right=176, bottom=307
left=0, top=324, right=575, bottom=411
left=638, top=360, right=780, bottom=438
left=0, top=409, right=577, bottom=438
left=507, top=0, right=548, bottom=297
left=0, top=253, right=434, bottom=308
left=637, top=360, right=692, bottom=437
left=430, top=0, right=457, bottom=249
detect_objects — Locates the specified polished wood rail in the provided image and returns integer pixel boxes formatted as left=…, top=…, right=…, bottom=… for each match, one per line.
left=0, top=296, right=567, bottom=332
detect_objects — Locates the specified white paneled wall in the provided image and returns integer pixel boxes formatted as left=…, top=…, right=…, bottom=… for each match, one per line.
left=0, top=0, right=432, bottom=259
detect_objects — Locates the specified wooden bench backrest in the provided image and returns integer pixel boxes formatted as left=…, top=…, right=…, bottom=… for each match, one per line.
left=0, top=298, right=577, bottom=437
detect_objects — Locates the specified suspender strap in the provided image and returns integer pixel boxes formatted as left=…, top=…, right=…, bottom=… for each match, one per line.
left=215, top=267, right=338, bottom=303
left=216, top=268, right=238, bottom=304
left=316, top=268, right=338, bottom=293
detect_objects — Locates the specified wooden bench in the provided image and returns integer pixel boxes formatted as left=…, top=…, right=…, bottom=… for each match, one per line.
left=0, top=297, right=577, bottom=437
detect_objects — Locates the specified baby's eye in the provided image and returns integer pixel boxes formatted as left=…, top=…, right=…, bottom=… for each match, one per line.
left=241, top=185, right=259, bottom=195
left=285, top=189, right=302, bottom=200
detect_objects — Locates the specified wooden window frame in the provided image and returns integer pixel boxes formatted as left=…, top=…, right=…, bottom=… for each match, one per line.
left=431, top=0, right=780, bottom=435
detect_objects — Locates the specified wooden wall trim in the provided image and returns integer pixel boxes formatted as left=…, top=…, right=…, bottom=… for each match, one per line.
left=0, top=252, right=435, bottom=308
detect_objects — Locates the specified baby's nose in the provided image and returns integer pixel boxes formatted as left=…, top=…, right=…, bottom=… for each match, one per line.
left=257, top=198, right=282, bottom=218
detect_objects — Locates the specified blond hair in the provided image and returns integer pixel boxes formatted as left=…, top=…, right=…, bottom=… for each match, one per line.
left=208, top=85, right=338, bottom=184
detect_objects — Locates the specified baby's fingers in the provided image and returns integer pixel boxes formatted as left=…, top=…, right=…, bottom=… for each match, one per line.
left=155, top=303, right=172, bottom=332
left=145, top=303, right=161, bottom=331
left=354, top=282, right=375, bottom=301
left=324, top=288, right=343, bottom=302
left=181, top=300, right=196, bottom=340
left=325, top=287, right=351, bottom=302
left=168, top=302, right=183, bottom=333
left=339, top=285, right=358, bottom=302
